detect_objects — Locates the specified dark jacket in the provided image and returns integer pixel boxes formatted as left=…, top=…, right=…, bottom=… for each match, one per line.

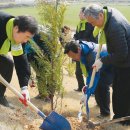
left=101, top=7, right=130, bottom=68
left=74, top=20, right=96, bottom=42
left=23, top=34, right=52, bottom=62
left=0, top=12, right=30, bottom=88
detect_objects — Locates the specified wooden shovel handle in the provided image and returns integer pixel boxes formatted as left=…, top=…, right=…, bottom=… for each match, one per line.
left=0, top=74, right=46, bottom=119
left=95, top=116, right=130, bottom=127
left=89, top=44, right=102, bottom=88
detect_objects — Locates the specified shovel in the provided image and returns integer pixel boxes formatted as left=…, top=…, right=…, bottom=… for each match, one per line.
left=0, top=74, right=71, bottom=130
left=78, top=103, right=85, bottom=122
left=85, top=44, right=103, bottom=121
left=87, top=116, right=130, bottom=129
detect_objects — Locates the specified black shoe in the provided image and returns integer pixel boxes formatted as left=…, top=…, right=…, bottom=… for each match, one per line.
left=119, top=120, right=130, bottom=126
left=35, top=95, right=51, bottom=103
left=97, top=113, right=110, bottom=119
left=74, top=88, right=82, bottom=92
left=0, top=96, right=10, bottom=107
left=44, top=97, right=51, bottom=103
left=0, top=96, right=15, bottom=109
left=35, top=94, right=43, bottom=99
left=113, top=115, right=130, bottom=126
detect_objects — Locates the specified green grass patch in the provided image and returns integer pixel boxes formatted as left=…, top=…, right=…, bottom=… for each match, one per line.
left=0, top=6, right=41, bottom=23
left=1, top=4, right=130, bottom=28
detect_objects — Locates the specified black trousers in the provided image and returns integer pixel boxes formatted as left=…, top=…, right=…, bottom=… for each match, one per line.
left=95, top=68, right=113, bottom=115
left=112, top=67, right=130, bottom=125
left=0, top=55, right=14, bottom=97
left=75, top=61, right=85, bottom=90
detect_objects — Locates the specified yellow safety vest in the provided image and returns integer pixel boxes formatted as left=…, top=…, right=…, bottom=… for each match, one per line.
left=93, top=9, right=108, bottom=45
left=77, top=20, right=87, bottom=32
left=0, top=18, right=23, bottom=56
left=80, top=61, right=88, bottom=77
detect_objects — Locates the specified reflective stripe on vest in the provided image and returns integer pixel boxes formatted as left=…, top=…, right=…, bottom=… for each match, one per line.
left=0, top=18, right=23, bottom=56
left=93, top=9, right=108, bottom=45
left=11, top=44, right=23, bottom=56
left=0, top=38, right=23, bottom=56
left=77, top=20, right=87, bottom=32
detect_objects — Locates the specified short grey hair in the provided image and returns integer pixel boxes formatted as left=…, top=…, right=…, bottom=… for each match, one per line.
left=84, top=4, right=103, bottom=19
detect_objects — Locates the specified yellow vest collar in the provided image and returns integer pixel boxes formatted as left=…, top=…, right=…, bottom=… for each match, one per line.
left=6, top=18, right=15, bottom=43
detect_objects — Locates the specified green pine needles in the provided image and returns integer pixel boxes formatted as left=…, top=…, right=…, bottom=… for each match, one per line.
left=33, top=0, right=67, bottom=110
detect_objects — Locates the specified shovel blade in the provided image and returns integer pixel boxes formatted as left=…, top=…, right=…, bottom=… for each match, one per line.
left=40, top=111, right=71, bottom=130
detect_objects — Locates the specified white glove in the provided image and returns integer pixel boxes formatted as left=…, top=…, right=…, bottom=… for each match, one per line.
left=93, top=58, right=103, bottom=72
left=21, top=86, right=30, bottom=100
left=19, top=86, right=30, bottom=106
left=80, top=94, right=87, bottom=105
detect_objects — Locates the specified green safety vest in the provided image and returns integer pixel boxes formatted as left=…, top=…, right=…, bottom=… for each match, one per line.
left=80, top=61, right=88, bottom=77
left=80, top=9, right=108, bottom=77
left=93, top=26, right=100, bottom=38
left=0, top=18, right=23, bottom=56
left=93, top=9, right=108, bottom=45
left=77, top=20, right=88, bottom=77
left=77, top=20, right=87, bottom=32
